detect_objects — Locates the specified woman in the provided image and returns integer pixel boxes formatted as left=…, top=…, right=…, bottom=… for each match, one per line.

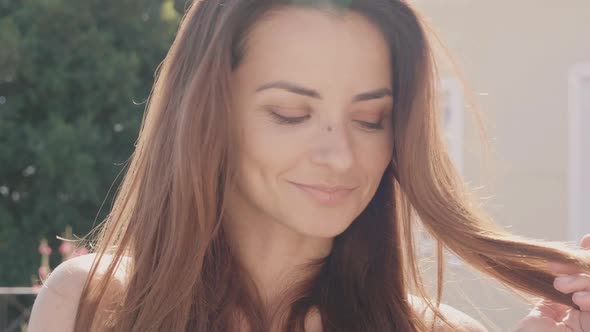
left=28, top=0, right=590, bottom=331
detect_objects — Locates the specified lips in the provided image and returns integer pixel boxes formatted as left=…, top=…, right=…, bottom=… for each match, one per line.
left=289, top=181, right=356, bottom=204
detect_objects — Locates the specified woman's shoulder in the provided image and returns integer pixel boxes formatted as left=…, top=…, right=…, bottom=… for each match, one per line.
left=28, top=253, right=131, bottom=332
left=407, top=293, right=488, bottom=332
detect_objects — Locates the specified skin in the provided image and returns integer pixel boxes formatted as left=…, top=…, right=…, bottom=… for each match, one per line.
left=513, top=234, right=590, bottom=332
left=223, top=6, right=487, bottom=331
left=224, top=7, right=394, bottom=310
left=28, top=6, right=492, bottom=332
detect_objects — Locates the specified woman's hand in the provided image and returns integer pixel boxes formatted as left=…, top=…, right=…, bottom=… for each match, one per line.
left=512, top=234, right=590, bottom=332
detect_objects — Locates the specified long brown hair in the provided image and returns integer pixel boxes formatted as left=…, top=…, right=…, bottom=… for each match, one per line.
left=73, top=0, right=590, bottom=331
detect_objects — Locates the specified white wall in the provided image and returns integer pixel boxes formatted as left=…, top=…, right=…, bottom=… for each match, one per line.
left=569, top=64, right=590, bottom=242
left=412, top=2, right=590, bottom=330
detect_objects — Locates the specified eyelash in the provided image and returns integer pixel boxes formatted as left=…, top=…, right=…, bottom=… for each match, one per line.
left=268, top=110, right=385, bottom=131
left=269, top=111, right=310, bottom=125
left=360, top=120, right=385, bottom=130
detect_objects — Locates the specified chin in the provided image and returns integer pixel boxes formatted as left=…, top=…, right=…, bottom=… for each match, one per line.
left=285, top=216, right=356, bottom=239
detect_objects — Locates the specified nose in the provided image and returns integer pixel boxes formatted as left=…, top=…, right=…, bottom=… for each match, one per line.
left=310, top=123, right=354, bottom=173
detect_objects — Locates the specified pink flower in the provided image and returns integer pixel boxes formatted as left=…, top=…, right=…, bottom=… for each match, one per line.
left=73, top=247, right=89, bottom=257
left=38, top=265, right=50, bottom=279
left=38, top=242, right=52, bottom=256
left=59, top=242, right=74, bottom=255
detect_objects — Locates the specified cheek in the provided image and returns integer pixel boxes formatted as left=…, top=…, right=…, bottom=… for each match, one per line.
left=355, top=134, right=393, bottom=180
left=236, top=120, right=308, bottom=202
left=241, top=123, right=304, bottom=174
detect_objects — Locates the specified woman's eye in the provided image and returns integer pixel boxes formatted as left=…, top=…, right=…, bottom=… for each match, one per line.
left=355, top=120, right=384, bottom=131
left=267, top=108, right=310, bottom=125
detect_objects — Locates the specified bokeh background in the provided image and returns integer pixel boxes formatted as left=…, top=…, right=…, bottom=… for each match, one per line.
left=0, top=0, right=588, bottom=331
left=416, top=1, right=590, bottom=331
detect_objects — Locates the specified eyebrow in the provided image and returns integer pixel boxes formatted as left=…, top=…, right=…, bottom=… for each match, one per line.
left=254, top=80, right=393, bottom=103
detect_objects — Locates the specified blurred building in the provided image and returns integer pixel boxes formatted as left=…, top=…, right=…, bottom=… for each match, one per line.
left=412, top=1, right=590, bottom=330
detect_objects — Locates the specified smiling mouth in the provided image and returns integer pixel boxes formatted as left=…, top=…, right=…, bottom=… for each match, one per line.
left=289, top=181, right=357, bottom=204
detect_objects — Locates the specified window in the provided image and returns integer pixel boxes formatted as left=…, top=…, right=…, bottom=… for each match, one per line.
left=568, top=64, right=590, bottom=242
left=441, top=77, right=465, bottom=176
left=417, top=77, right=465, bottom=267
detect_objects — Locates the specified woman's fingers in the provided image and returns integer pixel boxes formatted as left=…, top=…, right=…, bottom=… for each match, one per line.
left=550, top=234, right=590, bottom=314
left=547, top=234, right=590, bottom=275
left=561, top=309, right=583, bottom=332
left=572, top=291, right=590, bottom=311
left=581, top=310, right=590, bottom=329
left=554, top=273, right=590, bottom=293
left=549, top=262, right=585, bottom=275
left=531, top=299, right=571, bottom=321
left=553, top=273, right=590, bottom=311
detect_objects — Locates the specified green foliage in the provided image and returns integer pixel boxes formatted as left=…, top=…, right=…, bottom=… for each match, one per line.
left=0, top=0, right=180, bottom=285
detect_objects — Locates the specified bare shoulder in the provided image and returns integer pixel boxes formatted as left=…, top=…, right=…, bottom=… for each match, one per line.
left=408, top=293, right=488, bottom=332
left=28, top=253, right=131, bottom=332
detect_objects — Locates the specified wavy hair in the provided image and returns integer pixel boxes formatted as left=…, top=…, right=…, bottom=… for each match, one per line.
left=73, top=0, right=590, bottom=331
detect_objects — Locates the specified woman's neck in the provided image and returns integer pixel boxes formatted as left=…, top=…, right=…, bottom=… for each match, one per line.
left=222, top=201, right=333, bottom=303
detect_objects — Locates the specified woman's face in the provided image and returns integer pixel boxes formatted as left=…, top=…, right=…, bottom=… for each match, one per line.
left=229, top=7, right=394, bottom=238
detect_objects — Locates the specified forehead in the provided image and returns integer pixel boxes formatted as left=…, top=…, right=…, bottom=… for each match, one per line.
left=234, top=7, right=392, bottom=97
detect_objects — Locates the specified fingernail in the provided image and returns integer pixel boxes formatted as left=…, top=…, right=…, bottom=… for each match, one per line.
left=555, top=276, right=575, bottom=284
left=573, top=291, right=590, bottom=301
